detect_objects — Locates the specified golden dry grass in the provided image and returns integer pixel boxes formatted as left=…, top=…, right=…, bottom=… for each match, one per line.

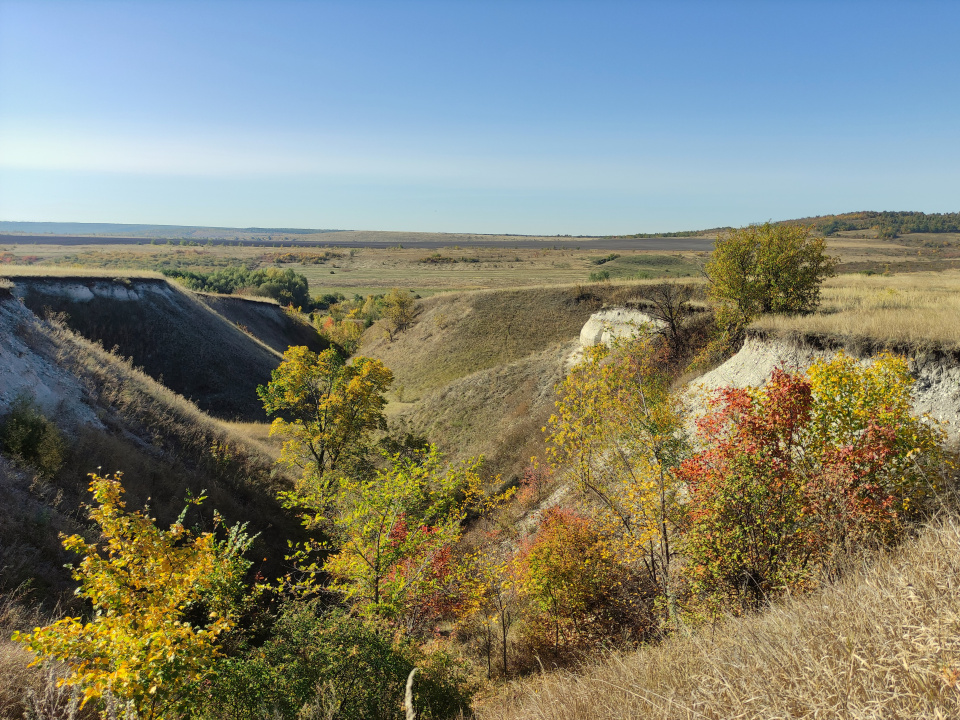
left=0, top=265, right=164, bottom=279
left=751, top=270, right=960, bottom=346
left=475, top=515, right=960, bottom=720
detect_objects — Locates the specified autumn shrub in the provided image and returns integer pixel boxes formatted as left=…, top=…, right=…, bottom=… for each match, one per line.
left=545, top=336, right=686, bottom=628
left=511, top=508, right=643, bottom=668
left=14, top=473, right=254, bottom=719
left=0, top=395, right=66, bottom=478
left=679, top=352, right=945, bottom=611
left=202, top=601, right=472, bottom=720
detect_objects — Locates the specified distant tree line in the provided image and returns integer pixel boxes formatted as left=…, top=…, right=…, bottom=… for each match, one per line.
left=811, top=211, right=960, bottom=238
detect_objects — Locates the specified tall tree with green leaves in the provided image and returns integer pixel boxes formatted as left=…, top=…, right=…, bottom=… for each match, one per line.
left=706, top=222, right=836, bottom=327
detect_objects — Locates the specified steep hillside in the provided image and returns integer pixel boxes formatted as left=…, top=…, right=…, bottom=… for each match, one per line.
left=196, top=293, right=327, bottom=355
left=7, top=275, right=294, bottom=421
left=360, top=283, right=660, bottom=398
left=391, top=342, right=576, bottom=481
left=0, top=292, right=302, bottom=599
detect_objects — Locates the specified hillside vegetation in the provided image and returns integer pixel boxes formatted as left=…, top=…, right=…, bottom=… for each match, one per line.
left=477, top=515, right=960, bottom=719
left=3, top=221, right=960, bottom=720
left=8, top=274, right=327, bottom=421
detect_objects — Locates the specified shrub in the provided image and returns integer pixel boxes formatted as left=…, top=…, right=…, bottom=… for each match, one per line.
left=706, top=222, right=836, bottom=326
left=0, top=395, right=65, bottom=477
left=14, top=473, right=254, bottom=718
left=678, top=352, right=945, bottom=611
left=202, top=602, right=472, bottom=720
left=512, top=508, right=640, bottom=663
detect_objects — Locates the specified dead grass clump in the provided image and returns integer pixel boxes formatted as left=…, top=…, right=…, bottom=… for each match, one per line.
left=0, top=590, right=46, bottom=719
left=475, top=516, right=960, bottom=720
left=751, top=270, right=960, bottom=347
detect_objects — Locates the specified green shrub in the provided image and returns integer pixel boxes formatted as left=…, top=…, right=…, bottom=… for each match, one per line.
left=202, top=601, right=472, bottom=720
left=0, top=396, right=65, bottom=477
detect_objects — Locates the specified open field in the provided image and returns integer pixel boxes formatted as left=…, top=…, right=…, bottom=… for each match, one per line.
left=6, top=232, right=960, bottom=298
left=751, top=270, right=960, bottom=347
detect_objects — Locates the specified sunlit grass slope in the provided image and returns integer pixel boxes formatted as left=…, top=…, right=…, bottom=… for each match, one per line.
left=477, top=515, right=960, bottom=720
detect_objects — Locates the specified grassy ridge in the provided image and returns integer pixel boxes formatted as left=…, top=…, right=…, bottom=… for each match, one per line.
left=360, top=283, right=664, bottom=398
left=11, top=277, right=297, bottom=421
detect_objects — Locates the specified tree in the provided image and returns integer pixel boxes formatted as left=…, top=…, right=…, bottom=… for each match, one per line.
left=258, top=346, right=393, bottom=509
left=322, top=446, right=483, bottom=630
left=381, top=288, right=416, bottom=340
left=679, top=352, right=945, bottom=610
left=545, top=335, right=687, bottom=623
left=453, top=547, right=518, bottom=679
left=705, top=222, right=836, bottom=325
left=643, top=282, right=696, bottom=358
left=14, top=473, right=252, bottom=718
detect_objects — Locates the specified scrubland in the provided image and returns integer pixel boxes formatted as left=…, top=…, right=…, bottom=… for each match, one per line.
left=477, top=514, right=960, bottom=720
left=4, top=227, right=960, bottom=719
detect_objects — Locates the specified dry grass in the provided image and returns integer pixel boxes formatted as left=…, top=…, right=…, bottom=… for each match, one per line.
left=0, top=590, right=46, bottom=719
left=362, top=281, right=693, bottom=398
left=0, top=265, right=164, bottom=279
left=751, top=270, right=960, bottom=347
left=475, top=515, right=960, bottom=720
left=392, top=341, right=575, bottom=482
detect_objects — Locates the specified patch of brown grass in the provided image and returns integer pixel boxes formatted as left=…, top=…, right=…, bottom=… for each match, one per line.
left=0, top=590, right=46, bottom=719
left=751, top=270, right=960, bottom=347
left=475, top=516, right=960, bottom=720
left=362, top=282, right=695, bottom=398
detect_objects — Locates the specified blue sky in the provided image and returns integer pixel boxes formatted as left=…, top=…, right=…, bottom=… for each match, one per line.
left=1, top=0, right=958, bottom=234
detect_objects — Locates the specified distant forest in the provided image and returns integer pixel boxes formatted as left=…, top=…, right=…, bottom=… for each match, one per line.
left=793, top=211, right=960, bottom=238
left=624, top=211, right=960, bottom=240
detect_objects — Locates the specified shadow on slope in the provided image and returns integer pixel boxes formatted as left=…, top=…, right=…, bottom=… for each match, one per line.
left=0, top=294, right=302, bottom=601
left=197, top=293, right=328, bottom=355
left=9, top=276, right=291, bottom=421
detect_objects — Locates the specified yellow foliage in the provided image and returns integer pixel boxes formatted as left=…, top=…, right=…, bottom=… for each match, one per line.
left=546, top=335, right=686, bottom=617
left=13, top=473, right=251, bottom=718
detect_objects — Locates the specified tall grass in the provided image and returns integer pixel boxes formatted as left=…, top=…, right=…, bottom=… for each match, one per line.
left=752, top=270, right=960, bottom=346
left=475, top=514, right=960, bottom=720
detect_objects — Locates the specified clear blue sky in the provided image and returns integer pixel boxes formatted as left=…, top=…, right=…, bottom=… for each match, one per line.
left=1, top=0, right=958, bottom=235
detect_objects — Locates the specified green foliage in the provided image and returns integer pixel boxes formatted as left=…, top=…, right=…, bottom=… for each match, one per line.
left=0, top=396, right=65, bottom=478
left=14, top=473, right=253, bottom=718
left=202, top=601, right=472, bottom=720
left=588, top=269, right=610, bottom=282
left=382, top=287, right=416, bottom=340
left=706, top=223, right=836, bottom=326
left=589, top=253, right=621, bottom=265
left=811, top=210, right=960, bottom=238
left=323, top=447, right=484, bottom=628
left=166, top=266, right=311, bottom=309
